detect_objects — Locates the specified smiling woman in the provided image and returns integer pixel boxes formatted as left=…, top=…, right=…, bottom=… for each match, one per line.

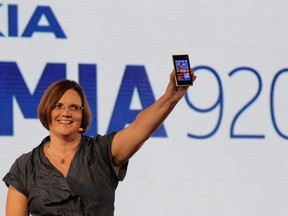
left=2, top=70, right=196, bottom=216
left=49, top=89, right=83, bottom=140
left=38, top=80, right=91, bottom=133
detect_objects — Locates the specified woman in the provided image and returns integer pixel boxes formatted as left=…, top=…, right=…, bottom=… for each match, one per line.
left=3, top=69, right=196, bottom=215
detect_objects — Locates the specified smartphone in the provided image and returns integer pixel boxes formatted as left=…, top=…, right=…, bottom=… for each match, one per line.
left=172, top=54, right=193, bottom=86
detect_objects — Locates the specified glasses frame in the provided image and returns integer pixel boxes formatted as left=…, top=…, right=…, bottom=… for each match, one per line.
left=51, top=103, right=84, bottom=112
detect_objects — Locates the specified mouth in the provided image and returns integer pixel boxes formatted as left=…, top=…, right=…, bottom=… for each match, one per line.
left=57, top=120, right=73, bottom=124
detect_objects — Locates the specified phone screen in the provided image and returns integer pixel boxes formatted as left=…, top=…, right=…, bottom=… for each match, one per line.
left=172, top=54, right=193, bottom=86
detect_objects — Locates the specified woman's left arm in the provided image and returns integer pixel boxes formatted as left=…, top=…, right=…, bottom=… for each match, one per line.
left=112, top=69, right=196, bottom=168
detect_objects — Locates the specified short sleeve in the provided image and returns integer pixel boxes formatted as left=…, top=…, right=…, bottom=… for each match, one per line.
left=94, top=133, right=129, bottom=182
left=2, top=153, right=31, bottom=197
left=117, top=160, right=128, bottom=181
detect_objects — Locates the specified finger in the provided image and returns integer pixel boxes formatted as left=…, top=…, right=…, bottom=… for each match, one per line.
left=190, top=68, right=197, bottom=81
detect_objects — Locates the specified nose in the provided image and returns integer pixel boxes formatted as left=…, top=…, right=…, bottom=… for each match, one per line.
left=61, top=108, right=72, bottom=116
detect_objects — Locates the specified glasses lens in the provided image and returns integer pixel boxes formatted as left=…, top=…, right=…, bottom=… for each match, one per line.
left=52, top=104, right=84, bottom=111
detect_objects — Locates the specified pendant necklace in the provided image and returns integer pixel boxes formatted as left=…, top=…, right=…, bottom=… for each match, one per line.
left=47, top=144, right=78, bottom=165
left=60, top=158, right=65, bottom=164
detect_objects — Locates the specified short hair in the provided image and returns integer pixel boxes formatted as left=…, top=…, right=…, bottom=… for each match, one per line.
left=38, top=80, right=91, bottom=132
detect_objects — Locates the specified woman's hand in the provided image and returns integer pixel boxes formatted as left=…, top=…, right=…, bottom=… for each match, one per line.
left=164, top=68, right=197, bottom=103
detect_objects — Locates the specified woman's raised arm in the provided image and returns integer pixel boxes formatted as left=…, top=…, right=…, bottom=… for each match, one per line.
left=111, top=69, right=196, bottom=168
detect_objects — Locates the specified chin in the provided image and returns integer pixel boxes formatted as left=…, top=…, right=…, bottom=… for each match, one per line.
left=57, top=128, right=78, bottom=136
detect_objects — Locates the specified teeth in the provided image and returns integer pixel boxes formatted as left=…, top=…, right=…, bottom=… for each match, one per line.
left=58, top=120, right=72, bottom=124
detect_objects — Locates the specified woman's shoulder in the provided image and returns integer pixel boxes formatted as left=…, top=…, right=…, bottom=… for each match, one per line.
left=13, top=142, right=43, bottom=169
left=84, top=132, right=117, bottom=141
left=14, top=151, right=32, bottom=164
left=81, top=132, right=117, bottom=147
left=3, top=139, right=47, bottom=197
left=12, top=136, right=48, bottom=169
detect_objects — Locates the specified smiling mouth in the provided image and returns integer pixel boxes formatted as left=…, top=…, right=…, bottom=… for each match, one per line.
left=58, top=120, right=73, bottom=124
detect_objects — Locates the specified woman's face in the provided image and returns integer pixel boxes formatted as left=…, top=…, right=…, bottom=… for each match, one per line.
left=49, top=89, right=83, bottom=139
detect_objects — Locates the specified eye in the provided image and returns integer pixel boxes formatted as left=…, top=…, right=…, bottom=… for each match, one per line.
left=52, top=103, right=63, bottom=109
left=68, top=105, right=79, bottom=110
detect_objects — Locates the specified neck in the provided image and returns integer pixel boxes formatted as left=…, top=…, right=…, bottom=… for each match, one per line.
left=45, top=136, right=81, bottom=165
left=48, top=133, right=81, bottom=154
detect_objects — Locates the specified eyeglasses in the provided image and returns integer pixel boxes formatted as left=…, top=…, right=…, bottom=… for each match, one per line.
left=51, top=103, right=84, bottom=112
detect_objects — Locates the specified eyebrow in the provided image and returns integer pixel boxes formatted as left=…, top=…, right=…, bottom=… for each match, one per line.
left=56, top=102, right=82, bottom=106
